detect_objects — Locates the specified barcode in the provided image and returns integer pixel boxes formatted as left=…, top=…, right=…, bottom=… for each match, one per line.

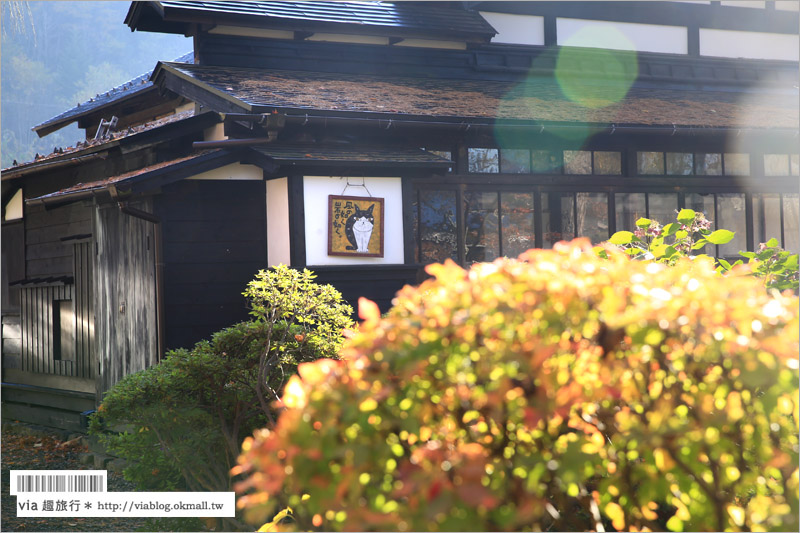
left=10, top=470, right=107, bottom=494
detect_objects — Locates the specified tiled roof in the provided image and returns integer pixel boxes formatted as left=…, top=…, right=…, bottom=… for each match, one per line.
left=28, top=150, right=221, bottom=201
left=4, top=110, right=197, bottom=175
left=33, top=52, right=193, bottom=136
left=159, top=62, right=800, bottom=129
left=140, top=1, right=495, bottom=40
left=251, top=143, right=453, bottom=166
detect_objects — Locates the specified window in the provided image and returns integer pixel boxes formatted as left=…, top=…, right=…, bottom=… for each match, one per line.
left=695, top=153, right=722, bottom=175
left=615, top=193, right=678, bottom=232
left=542, top=192, right=609, bottom=248
left=425, top=149, right=453, bottom=172
left=764, top=154, right=800, bottom=176
left=500, top=149, right=531, bottom=173
left=666, top=152, right=693, bottom=175
left=723, top=153, right=750, bottom=175
left=53, top=299, right=75, bottom=361
left=638, top=152, right=664, bottom=175
left=757, top=193, right=800, bottom=254
left=468, top=148, right=499, bottom=173
left=564, top=150, right=621, bottom=175
left=685, top=193, right=747, bottom=257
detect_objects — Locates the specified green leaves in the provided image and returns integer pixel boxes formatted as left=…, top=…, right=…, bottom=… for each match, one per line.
left=705, top=229, right=735, bottom=245
left=609, top=231, right=635, bottom=245
left=676, top=209, right=696, bottom=225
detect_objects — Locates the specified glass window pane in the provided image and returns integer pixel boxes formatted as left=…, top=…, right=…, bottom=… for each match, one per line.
left=716, top=194, right=747, bottom=257
left=637, top=152, right=664, bottom=175
left=563, top=150, right=591, bottom=174
left=647, top=193, right=678, bottom=225
left=576, top=192, right=608, bottom=244
left=500, top=192, right=534, bottom=257
left=532, top=151, right=560, bottom=174
left=764, top=154, right=790, bottom=176
left=753, top=194, right=782, bottom=245
left=696, top=153, right=722, bottom=175
left=500, top=149, right=530, bottom=173
left=464, top=191, right=499, bottom=263
left=783, top=194, right=799, bottom=254
left=615, top=193, right=646, bottom=232
left=468, top=148, right=499, bottom=173
left=724, top=153, right=750, bottom=176
left=542, top=193, right=574, bottom=248
left=419, top=190, right=458, bottom=263
left=791, top=155, right=799, bottom=176
left=594, top=151, right=621, bottom=175
left=685, top=193, right=715, bottom=255
left=666, top=152, right=693, bottom=175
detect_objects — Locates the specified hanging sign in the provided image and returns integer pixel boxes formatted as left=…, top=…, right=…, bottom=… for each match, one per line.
left=328, top=195, right=384, bottom=257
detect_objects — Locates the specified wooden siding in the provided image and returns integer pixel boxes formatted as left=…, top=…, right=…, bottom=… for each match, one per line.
left=2, top=313, right=21, bottom=370
left=155, top=180, right=267, bottom=351
left=313, top=265, right=421, bottom=314
left=20, top=283, right=76, bottom=376
left=25, top=203, right=92, bottom=278
left=94, top=201, right=157, bottom=395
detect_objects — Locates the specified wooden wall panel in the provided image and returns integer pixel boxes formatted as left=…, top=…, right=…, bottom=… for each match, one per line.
left=25, top=203, right=92, bottom=278
left=155, top=180, right=267, bottom=351
left=94, top=201, right=157, bottom=396
left=20, top=284, right=77, bottom=377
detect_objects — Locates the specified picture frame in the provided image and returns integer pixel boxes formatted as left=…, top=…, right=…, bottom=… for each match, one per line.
left=327, top=195, right=385, bottom=258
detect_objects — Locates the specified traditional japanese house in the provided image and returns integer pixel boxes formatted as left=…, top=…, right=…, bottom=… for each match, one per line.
left=2, top=1, right=798, bottom=431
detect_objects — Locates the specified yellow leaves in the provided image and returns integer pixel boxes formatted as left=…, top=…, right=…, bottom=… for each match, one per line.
left=282, top=376, right=307, bottom=409
left=358, top=397, right=378, bottom=412
left=604, top=502, right=626, bottom=531
left=258, top=507, right=293, bottom=532
left=654, top=448, right=675, bottom=471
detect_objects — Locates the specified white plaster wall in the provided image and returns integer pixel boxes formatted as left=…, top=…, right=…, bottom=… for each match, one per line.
left=557, top=18, right=688, bottom=54
left=266, top=178, right=291, bottom=267
left=395, top=39, right=467, bottom=50
left=776, top=1, right=800, bottom=11
left=307, top=33, right=389, bottom=45
left=203, top=123, right=227, bottom=141
left=3, top=189, right=23, bottom=221
left=479, top=12, right=545, bottom=46
left=720, top=1, right=766, bottom=8
left=303, top=176, right=404, bottom=266
left=186, top=162, right=262, bottom=181
left=699, top=28, right=799, bottom=61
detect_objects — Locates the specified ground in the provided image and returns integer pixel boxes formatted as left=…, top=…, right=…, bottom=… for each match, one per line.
left=1, top=422, right=150, bottom=532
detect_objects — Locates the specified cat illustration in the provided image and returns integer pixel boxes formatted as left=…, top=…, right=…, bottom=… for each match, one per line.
left=345, top=204, right=375, bottom=253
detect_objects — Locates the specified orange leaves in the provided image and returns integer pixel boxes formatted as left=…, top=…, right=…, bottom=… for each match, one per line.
left=235, top=240, right=799, bottom=532
left=358, top=297, right=380, bottom=322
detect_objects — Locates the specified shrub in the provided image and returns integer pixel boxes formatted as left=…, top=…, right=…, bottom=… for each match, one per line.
left=235, top=240, right=799, bottom=532
left=606, top=209, right=799, bottom=292
left=90, top=266, right=353, bottom=529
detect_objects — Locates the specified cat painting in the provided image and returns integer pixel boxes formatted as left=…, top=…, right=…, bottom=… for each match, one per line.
left=345, top=203, right=374, bottom=253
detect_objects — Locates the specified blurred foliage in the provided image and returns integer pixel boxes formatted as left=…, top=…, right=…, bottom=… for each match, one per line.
left=235, top=240, right=799, bottom=532
left=91, top=266, right=352, bottom=531
left=1, top=1, right=189, bottom=168
left=604, top=209, right=799, bottom=292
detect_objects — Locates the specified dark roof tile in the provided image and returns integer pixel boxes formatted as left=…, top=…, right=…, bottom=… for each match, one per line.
left=157, top=1, right=496, bottom=39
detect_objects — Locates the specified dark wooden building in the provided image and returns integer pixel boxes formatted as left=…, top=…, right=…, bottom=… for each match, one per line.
left=2, top=1, right=798, bottom=431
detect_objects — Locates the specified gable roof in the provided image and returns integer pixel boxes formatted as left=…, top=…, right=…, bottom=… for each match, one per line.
left=33, top=52, right=193, bottom=138
left=126, top=1, right=496, bottom=42
left=4, top=110, right=219, bottom=181
left=153, top=61, right=800, bottom=130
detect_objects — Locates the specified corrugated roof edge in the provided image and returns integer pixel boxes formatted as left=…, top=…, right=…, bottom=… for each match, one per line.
left=33, top=51, right=194, bottom=137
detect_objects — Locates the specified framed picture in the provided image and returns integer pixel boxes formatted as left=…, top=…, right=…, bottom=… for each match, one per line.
left=328, top=195, right=385, bottom=257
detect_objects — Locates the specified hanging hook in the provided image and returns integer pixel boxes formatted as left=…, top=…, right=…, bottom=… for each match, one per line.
left=302, top=113, right=309, bottom=126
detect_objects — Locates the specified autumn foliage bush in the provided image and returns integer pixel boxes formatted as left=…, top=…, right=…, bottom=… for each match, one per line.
left=235, top=240, right=799, bottom=532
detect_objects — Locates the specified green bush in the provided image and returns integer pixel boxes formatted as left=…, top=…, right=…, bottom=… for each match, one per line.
left=90, top=266, right=353, bottom=530
left=605, top=209, right=799, bottom=292
left=235, top=241, right=799, bottom=532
